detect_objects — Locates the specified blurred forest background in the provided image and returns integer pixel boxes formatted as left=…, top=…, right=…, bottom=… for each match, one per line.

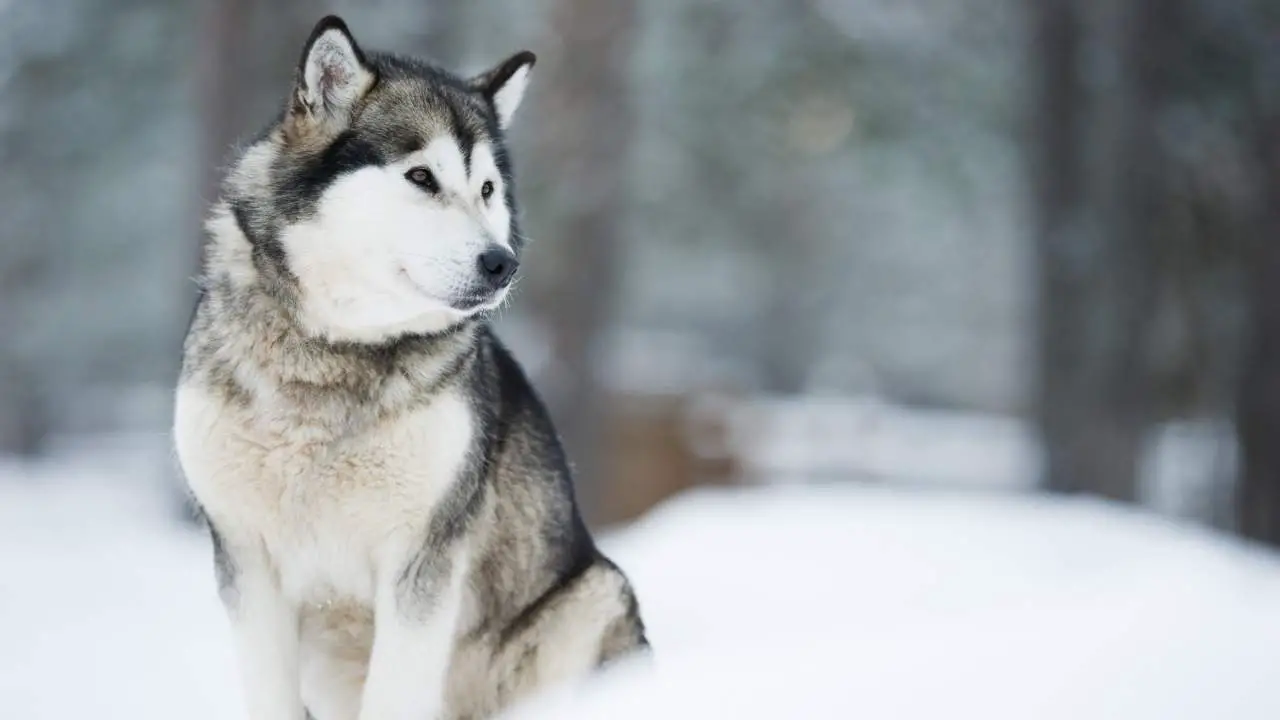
left=0, top=0, right=1278, bottom=545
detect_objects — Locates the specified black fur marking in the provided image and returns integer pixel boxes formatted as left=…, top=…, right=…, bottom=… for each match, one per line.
left=394, top=471, right=487, bottom=614
left=391, top=338, right=487, bottom=613
left=210, top=522, right=238, bottom=607
left=190, top=501, right=239, bottom=608
left=179, top=288, right=207, bottom=383
left=495, top=551, right=597, bottom=648
left=490, top=335, right=581, bottom=499
left=275, top=131, right=386, bottom=220
left=398, top=132, right=424, bottom=156
left=485, top=335, right=601, bottom=647
left=482, top=119, right=514, bottom=180
left=447, top=101, right=477, bottom=175
left=230, top=198, right=288, bottom=272
left=478, top=133, right=521, bottom=250
left=596, top=556, right=649, bottom=663
left=476, top=52, right=537, bottom=105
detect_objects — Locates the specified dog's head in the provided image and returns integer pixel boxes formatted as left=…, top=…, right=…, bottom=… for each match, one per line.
left=226, top=16, right=535, bottom=343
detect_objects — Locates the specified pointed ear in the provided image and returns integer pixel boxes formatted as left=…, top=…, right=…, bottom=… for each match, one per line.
left=290, top=16, right=376, bottom=131
left=470, top=51, right=536, bottom=129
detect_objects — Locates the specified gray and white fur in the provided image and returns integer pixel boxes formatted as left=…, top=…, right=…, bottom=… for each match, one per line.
left=173, top=16, right=647, bottom=720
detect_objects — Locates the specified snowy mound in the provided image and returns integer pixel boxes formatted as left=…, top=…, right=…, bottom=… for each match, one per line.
left=506, top=486, right=1280, bottom=720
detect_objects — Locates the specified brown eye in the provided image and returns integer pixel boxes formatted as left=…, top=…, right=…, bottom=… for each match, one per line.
left=481, top=180, right=495, bottom=201
left=406, top=167, right=439, bottom=193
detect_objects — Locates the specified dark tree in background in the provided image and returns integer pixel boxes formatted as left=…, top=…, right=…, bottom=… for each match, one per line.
left=526, top=0, right=637, bottom=524
left=1033, top=0, right=1280, bottom=545
left=1031, top=0, right=1166, bottom=502
left=193, top=0, right=248, bottom=305
left=196, top=0, right=244, bottom=217
left=1238, top=114, right=1280, bottom=546
left=1235, top=1, right=1280, bottom=547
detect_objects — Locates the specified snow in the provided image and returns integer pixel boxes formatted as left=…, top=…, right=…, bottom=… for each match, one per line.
left=711, top=394, right=1041, bottom=489
left=711, top=395, right=1238, bottom=522
left=516, top=485, right=1280, bottom=719
left=0, top=459, right=240, bottom=720
left=4, top=450, right=1280, bottom=720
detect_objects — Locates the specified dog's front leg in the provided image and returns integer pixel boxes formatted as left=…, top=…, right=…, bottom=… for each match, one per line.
left=215, top=529, right=305, bottom=720
left=358, top=543, right=467, bottom=720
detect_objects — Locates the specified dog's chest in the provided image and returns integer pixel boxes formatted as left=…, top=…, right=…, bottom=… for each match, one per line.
left=174, top=382, right=475, bottom=602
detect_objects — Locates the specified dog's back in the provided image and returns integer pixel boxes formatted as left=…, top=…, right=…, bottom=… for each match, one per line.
left=422, top=330, right=649, bottom=717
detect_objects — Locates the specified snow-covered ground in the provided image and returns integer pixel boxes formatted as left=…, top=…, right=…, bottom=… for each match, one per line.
left=514, top=486, right=1280, bottom=720
left=4, top=449, right=1280, bottom=720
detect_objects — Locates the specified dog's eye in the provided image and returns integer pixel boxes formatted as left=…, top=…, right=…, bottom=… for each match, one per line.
left=406, top=167, right=439, bottom=193
left=481, top=181, right=495, bottom=201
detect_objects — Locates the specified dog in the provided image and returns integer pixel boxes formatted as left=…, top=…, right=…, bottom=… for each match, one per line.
left=172, top=15, right=647, bottom=720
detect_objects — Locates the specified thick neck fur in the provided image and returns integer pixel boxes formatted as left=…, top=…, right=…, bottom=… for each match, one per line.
left=184, top=201, right=478, bottom=437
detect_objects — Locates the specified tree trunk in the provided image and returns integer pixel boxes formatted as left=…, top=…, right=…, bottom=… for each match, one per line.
left=528, top=0, right=637, bottom=525
left=186, top=0, right=254, bottom=332
left=1032, top=0, right=1163, bottom=502
left=0, top=363, right=48, bottom=457
left=1235, top=46, right=1280, bottom=545
left=172, top=0, right=251, bottom=519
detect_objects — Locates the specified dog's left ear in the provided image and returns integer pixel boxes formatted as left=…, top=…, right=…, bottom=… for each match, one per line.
left=470, top=52, right=536, bottom=129
left=290, top=16, right=376, bottom=133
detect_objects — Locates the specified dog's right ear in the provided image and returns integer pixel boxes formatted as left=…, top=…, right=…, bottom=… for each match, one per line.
left=287, top=16, right=376, bottom=135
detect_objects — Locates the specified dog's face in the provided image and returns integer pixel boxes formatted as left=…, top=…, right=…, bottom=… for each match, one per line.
left=251, top=17, right=535, bottom=342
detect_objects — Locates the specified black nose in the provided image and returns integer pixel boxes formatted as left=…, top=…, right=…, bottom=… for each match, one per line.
left=478, top=247, right=518, bottom=288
